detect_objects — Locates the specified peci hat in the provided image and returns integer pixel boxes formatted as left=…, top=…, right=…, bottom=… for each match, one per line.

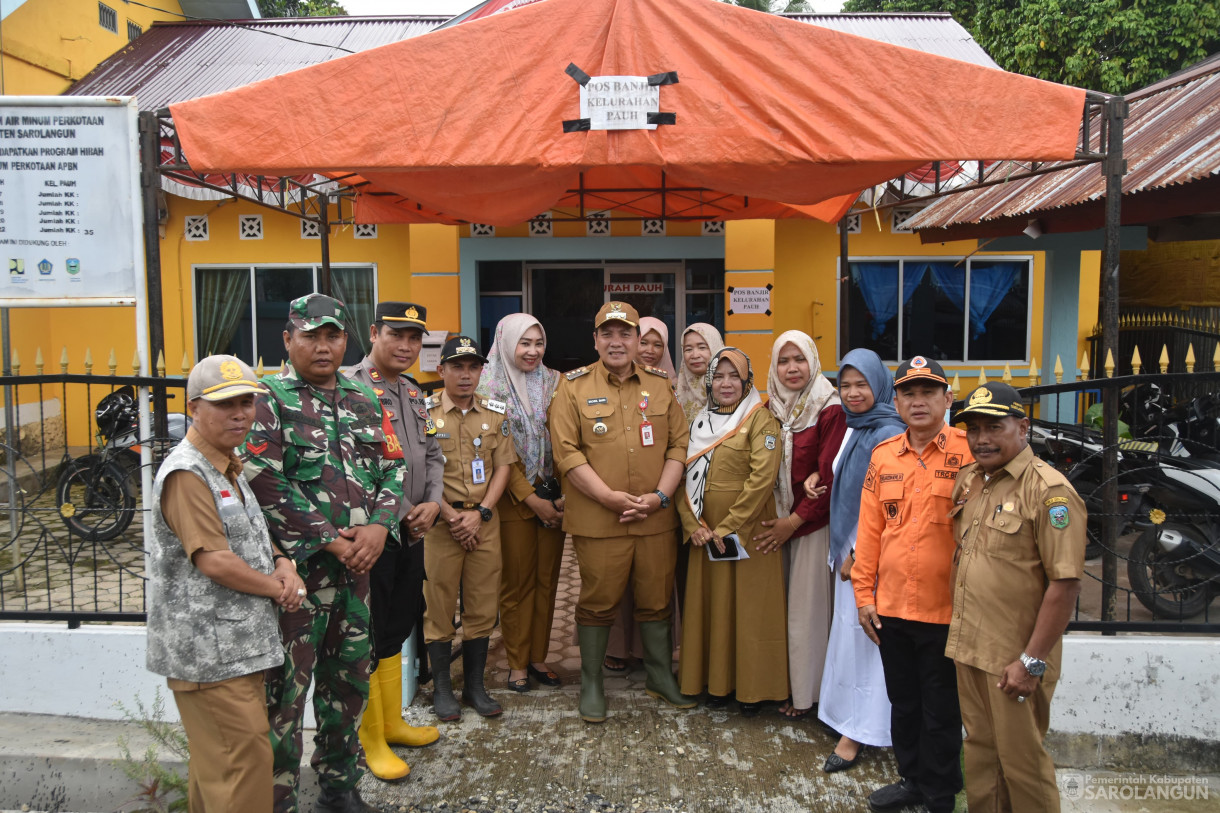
left=289, top=293, right=348, bottom=332
left=375, top=301, right=427, bottom=331
left=438, top=335, right=488, bottom=365
left=594, top=300, right=640, bottom=330
left=187, top=355, right=267, bottom=402
left=956, top=382, right=1028, bottom=421
left=894, top=355, right=948, bottom=388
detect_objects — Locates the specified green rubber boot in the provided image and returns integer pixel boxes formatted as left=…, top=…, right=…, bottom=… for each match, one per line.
left=577, top=624, right=611, bottom=723
left=639, top=620, right=697, bottom=709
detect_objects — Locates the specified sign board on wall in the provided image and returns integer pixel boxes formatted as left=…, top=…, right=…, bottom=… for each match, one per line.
left=0, top=97, right=142, bottom=306
left=605, top=282, right=665, bottom=294
left=727, top=284, right=773, bottom=316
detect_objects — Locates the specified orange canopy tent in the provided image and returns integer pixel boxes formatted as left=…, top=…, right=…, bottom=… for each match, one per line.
left=168, top=0, right=1087, bottom=227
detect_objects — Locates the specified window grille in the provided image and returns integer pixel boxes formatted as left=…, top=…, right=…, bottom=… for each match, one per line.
left=99, top=3, right=118, bottom=32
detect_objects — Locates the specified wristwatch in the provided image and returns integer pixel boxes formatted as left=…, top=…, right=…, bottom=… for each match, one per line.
left=477, top=505, right=493, bottom=523
left=653, top=490, right=671, bottom=509
left=1020, top=652, right=1047, bottom=677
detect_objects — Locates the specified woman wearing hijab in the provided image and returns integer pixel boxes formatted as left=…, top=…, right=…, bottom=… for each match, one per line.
left=677, top=347, right=787, bottom=715
left=814, top=349, right=906, bottom=772
left=604, top=316, right=679, bottom=673
left=675, top=323, right=724, bottom=423
left=477, top=314, right=566, bottom=692
left=754, top=330, right=846, bottom=719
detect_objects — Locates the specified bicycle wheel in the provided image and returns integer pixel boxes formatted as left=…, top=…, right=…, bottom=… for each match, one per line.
left=55, top=455, right=137, bottom=541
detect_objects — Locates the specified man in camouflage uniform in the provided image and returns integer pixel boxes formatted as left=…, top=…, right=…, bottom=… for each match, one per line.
left=244, top=293, right=406, bottom=813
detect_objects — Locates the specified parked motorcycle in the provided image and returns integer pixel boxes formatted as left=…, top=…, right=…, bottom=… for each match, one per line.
left=55, top=386, right=190, bottom=541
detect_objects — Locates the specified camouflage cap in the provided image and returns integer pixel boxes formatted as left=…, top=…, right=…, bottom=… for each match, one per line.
left=594, top=300, right=639, bottom=330
left=956, top=381, right=1027, bottom=421
left=289, top=293, right=347, bottom=332
left=187, top=355, right=267, bottom=401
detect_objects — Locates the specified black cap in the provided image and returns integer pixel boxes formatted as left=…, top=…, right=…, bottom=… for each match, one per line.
left=375, top=301, right=427, bottom=331
left=956, top=382, right=1027, bottom=420
left=438, top=335, right=487, bottom=365
left=894, top=355, right=948, bottom=387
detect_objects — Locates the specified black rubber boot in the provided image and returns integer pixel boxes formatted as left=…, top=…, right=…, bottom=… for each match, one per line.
left=639, top=619, right=697, bottom=709
left=314, top=785, right=384, bottom=813
left=427, top=641, right=461, bottom=722
left=577, top=624, right=610, bottom=723
left=460, top=637, right=503, bottom=717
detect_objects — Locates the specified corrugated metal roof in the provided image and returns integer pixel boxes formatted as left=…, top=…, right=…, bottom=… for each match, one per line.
left=66, top=16, right=446, bottom=110
left=905, top=54, right=1220, bottom=233
left=67, top=10, right=996, bottom=110
left=786, top=12, right=998, bottom=68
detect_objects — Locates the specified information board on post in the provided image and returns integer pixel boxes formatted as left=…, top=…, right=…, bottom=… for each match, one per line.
left=0, top=96, right=143, bottom=306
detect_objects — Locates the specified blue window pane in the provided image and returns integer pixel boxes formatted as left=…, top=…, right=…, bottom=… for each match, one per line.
left=843, top=262, right=899, bottom=361
left=968, top=261, right=1029, bottom=360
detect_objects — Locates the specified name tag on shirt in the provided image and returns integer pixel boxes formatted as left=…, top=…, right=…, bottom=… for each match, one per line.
left=472, top=458, right=486, bottom=484
left=640, top=420, right=655, bottom=447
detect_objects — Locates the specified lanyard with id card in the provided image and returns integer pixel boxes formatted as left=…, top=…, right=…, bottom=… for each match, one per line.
left=471, top=435, right=486, bottom=484
left=638, top=394, right=655, bottom=447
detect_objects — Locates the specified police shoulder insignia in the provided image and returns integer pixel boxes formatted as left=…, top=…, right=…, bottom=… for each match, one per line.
left=764, top=434, right=777, bottom=450
left=425, top=418, right=436, bottom=435
left=644, top=366, right=669, bottom=379
left=369, top=369, right=382, bottom=382
left=1048, top=504, right=1070, bottom=529
left=484, top=398, right=508, bottom=414
left=565, top=367, right=590, bottom=380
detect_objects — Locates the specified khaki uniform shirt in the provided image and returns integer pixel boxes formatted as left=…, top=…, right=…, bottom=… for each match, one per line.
left=549, top=360, right=687, bottom=538
left=946, top=444, right=1087, bottom=681
left=427, top=391, right=517, bottom=507
left=852, top=425, right=974, bottom=625
left=350, top=358, right=444, bottom=538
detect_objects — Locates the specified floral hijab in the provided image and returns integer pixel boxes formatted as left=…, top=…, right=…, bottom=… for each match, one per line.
left=766, top=330, right=840, bottom=515
left=683, top=348, right=765, bottom=523
left=676, top=323, right=724, bottom=423
left=476, top=313, right=560, bottom=483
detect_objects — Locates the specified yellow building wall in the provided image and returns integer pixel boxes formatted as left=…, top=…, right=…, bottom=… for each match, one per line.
left=1, top=0, right=183, bottom=95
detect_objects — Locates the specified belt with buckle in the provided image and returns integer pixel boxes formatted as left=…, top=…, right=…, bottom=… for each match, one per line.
left=451, top=501, right=479, bottom=510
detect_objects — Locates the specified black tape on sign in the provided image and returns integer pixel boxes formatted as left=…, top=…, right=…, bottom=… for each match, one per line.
left=563, top=118, right=592, bottom=133
left=648, top=71, right=680, bottom=86
left=566, top=63, right=591, bottom=86
left=647, top=112, right=677, bottom=126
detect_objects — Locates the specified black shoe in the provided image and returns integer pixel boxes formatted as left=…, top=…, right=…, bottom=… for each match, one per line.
left=823, top=751, right=859, bottom=773
left=314, top=786, right=383, bottom=813
left=527, top=664, right=562, bottom=686
left=704, top=693, right=730, bottom=709
left=868, top=779, right=922, bottom=811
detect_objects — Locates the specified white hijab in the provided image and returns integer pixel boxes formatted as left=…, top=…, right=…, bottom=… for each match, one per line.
left=676, top=323, right=724, bottom=422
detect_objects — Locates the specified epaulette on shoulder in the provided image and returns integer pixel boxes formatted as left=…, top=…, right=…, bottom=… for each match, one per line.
left=877, top=433, right=905, bottom=447
left=424, top=394, right=440, bottom=410
left=1031, top=458, right=1070, bottom=487
left=950, top=426, right=968, bottom=437
left=643, top=365, right=669, bottom=379
left=565, top=366, right=590, bottom=381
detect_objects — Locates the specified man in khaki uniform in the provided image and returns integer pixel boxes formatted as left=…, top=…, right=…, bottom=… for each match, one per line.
left=548, top=300, right=695, bottom=723
left=948, top=382, right=1087, bottom=813
left=423, top=336, right=517, bottom=721
left=349, top=301, right=442, bottom=781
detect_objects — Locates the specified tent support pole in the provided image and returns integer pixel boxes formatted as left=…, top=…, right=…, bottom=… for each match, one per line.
left=319, top=192, right=332, bottom=297
left=139, top=110, right=168, bottom=435
left=1099, top=95, right=1127, bottom=630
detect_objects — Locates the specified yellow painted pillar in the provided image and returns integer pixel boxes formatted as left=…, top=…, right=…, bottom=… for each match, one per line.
left=724, top=220, right=776, bottom=387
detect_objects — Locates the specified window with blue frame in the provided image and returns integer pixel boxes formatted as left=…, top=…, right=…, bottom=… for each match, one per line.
left=840, top=257, right=1031, bottom=363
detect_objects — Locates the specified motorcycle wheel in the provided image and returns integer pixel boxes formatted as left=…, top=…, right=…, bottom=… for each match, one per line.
left=1127, top=524, right=1215, bottom=619
left=55, top=455, right=137, bottom=542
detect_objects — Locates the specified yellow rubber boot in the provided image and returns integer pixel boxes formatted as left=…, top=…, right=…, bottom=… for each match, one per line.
left=357, top=671, right=410, bottom=781
left=380, top=655, right=440, bottom=747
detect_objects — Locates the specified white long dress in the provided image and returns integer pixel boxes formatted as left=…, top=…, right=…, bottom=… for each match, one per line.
left=816, top=428, right=893, bottom=747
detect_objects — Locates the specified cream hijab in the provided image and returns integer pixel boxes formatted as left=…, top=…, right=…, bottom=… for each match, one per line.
left=637, top=316, right=678, bottom=379
left=766, top=330, right=840, bottom=516
left=676, top=323, right=724, bottom=422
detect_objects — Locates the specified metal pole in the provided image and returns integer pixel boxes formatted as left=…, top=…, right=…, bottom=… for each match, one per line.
left=1, top=308, right=23, bottom=591
left=1099, top=96, right=1127, bottom=628
left=318, top=192, right=332, bottom=297
left=838, top=214, right=849, bottom=348
left=138, top=111, right=168, bottom=439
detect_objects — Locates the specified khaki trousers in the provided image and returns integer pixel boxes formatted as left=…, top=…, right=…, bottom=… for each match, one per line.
left=956, top=662, right=1061, bottom=813
left=498, top=513, right=565, bottom=669
left=169, top=671, right=273, bottom=813
left=572, top=530, right=677, bottom=626
left=423, top=511, right=502, bottom=643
